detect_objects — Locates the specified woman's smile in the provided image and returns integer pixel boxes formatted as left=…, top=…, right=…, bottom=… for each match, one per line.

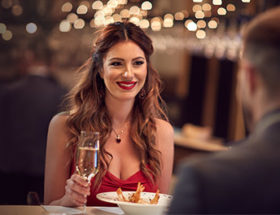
left=117, top=81, right=137, bottom=90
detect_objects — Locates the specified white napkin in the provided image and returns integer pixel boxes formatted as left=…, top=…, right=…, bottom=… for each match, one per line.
left=42, top=205, right=83, bottom=214
left=42, top=205, right=124, bottom=215
left=88, top=207, right=124, bottom=214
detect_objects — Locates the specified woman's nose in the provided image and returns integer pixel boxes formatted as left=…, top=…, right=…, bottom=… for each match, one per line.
left=122, top=65, right=133, bottom=79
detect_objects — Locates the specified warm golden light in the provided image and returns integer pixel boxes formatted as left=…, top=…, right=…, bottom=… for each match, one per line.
left=61, top=2, right=73, bottom=12
left=105, top=16, right=114, bottom=25
left=208, top=19, right=218, bottom=29
left=195, top=11, right=205, bottom=19
left=129, top=6, right=140, bottom=15
left=227, top=4, right=236, bottom=11
left=213, top=0, right=222, bottom=5
left=120, top=9, right=130, bottom=18
left=141, top=1, right=152, bottom=10
left=163, top=18, right=173, bottom=28
left=217, top=7, right=227, bottom=15
left=94, top=11, right=105, bottom=18
left=59, top=20, right=71, bottom=32
left=26, top=23, right=37, bottom=34
left=151, top=22, right=161, bottom=31
left=103, top=6, right=114, bottom=16
left=129, top=17, right=140, bottom=25
left=141, top=10, right=148, bottom=17
left=196, top=30, right=206, bottom=39
left=117, top=0, right=127, bottom=4
left=184, top=19, right=192, bottom=28
left=107, top=0, right=118, bottom=8
left=193, top=5, right=202, bottom=13
left=151, top=17, right=161, bottom=23
left=151, top=17, right=162, bottom=31
left=175, top=12, right=184, bottom=20
left=202, top=3, right=211, bottom=11
left=242, top=0, right=250, bottom=3
left=74, top=19, right=85, bottom=29
left=2, top=30, right=12, bottom=40
left=77, top=5, right=88, bottom=14
left=139, top=19, right=149, bottom=29
left=94, top=16, right=105, bottom=26
left=164, top=13, right=174, bottom=20
left=67, top=13, right=78, bottom=23
left=0, top=23, right=7, bottom=34
left=112, top=14, right=122, bottom=22
left=197, top=20, right=206, bottom=28
left=12, top=5, right=23, bottom=16
left=92, top=1, right=103, bottom=10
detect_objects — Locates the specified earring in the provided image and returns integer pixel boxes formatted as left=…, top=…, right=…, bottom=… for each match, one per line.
left=139, top=88, right=146, bottom=99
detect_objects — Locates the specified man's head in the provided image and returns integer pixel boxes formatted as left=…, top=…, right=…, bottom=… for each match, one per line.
left=238, top=7, right=280, bottom=130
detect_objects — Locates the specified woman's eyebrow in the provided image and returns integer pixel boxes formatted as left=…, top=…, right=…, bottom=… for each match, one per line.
left=108, top=57, right=124, bottom=61
left=108, top=56, right=145, bottom=61
left=132, top=57, right=145, bottom=61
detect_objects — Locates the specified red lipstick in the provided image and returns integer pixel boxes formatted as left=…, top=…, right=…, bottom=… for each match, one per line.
left=117, top=81, right=137, bottom=90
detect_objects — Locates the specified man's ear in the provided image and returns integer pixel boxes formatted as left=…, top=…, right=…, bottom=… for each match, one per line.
left=244, top=61, right=258, bottom=96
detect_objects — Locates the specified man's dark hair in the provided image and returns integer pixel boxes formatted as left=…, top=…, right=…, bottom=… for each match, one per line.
left=243, top=7, right=280, bottom=98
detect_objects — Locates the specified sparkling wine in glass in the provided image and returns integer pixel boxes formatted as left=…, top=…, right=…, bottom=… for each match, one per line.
left=75, top=131, right=100, bottom=213
left=76, top=131, right=100, bottom=181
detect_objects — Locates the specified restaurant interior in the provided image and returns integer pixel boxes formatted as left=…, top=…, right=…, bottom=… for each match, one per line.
left=1, top=0, right=280, bottom=212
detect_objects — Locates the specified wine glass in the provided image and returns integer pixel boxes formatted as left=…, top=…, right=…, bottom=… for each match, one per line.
left=75, top=131, right=100, bottom=213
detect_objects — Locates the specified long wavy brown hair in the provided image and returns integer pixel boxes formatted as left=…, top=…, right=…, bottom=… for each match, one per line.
left=65, top=21, right=168, bottom=189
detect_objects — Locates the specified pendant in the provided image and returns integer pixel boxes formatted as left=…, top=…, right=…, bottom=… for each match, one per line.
left=116, top=135, right=121, bottom=143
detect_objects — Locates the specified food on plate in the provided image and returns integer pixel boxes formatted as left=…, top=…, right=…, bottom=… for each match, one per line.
left=116, top=182, right=160, bottom=204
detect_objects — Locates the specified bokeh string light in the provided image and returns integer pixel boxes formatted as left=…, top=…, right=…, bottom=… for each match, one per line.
left=56, top=0, right=249, bottom=36
left=1, top=0, right=252, bottom=60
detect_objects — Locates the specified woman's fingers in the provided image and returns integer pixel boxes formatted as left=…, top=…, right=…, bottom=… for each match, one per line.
left=63, top=174, right=91, bottom=206
left=65, top=184, right=87, bottom=206
left=67, top=178, right=90, bottom=196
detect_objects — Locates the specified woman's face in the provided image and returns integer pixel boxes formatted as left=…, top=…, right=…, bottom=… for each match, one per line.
left=101, top=40, right=147, bottom=102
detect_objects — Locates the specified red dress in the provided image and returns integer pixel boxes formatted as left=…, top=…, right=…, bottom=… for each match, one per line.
left=71, top=162, right=158, bottom=206
left=88, top=170, right=158, bottom=206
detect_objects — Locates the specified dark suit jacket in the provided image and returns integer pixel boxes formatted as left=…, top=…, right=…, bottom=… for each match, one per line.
left=168, top=109, right=280, bottom=214
left=0, top=74, right=67, bottom=177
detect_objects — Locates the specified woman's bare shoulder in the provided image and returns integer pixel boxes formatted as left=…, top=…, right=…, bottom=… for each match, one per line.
left=48, top=112, right=71, bottom=143
left=155, top=118, right=174, bottom=134
left=154, top=118, right=174, bottom=145
left=49, top=112, right=69, bottom=128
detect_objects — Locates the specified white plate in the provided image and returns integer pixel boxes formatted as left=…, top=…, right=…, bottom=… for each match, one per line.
left=96, top=191, right=172, bottom=215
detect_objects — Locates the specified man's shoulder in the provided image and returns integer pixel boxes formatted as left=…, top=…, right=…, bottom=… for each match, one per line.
left=178, top=140, right=255, bottom=176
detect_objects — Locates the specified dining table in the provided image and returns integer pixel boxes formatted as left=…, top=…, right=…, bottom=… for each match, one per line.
left=173, top=128, right=229, bottom=172
left=0, top=205, right=125, bottom=215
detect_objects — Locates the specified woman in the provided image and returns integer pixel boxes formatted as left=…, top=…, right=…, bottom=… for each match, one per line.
left=44, top=21, right=174, bottom=207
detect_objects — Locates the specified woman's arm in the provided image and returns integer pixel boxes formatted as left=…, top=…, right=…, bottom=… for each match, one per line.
left=44, top=114, right=90, bottom=206
left=155, top=119, right=174, bottom=194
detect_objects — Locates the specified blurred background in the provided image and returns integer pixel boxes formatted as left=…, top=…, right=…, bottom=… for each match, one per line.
left=2, top=0, right=280, bottom=141
left=1, top=0, right=280, bottom=203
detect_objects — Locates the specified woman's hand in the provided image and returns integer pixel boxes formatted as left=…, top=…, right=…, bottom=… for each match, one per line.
left=61, top=174, right=91, bottom=207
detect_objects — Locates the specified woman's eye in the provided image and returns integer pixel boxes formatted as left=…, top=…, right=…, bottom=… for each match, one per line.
left=134, top=61, right=144, bottom=65
left=110, top=62, right=122, bottom=66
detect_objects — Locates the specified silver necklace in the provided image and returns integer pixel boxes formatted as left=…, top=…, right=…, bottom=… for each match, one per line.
left=112, top=128, right=124, bottom=143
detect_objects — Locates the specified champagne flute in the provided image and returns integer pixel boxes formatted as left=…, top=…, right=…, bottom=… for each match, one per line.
left=76, top=131, right=100, bottom=213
